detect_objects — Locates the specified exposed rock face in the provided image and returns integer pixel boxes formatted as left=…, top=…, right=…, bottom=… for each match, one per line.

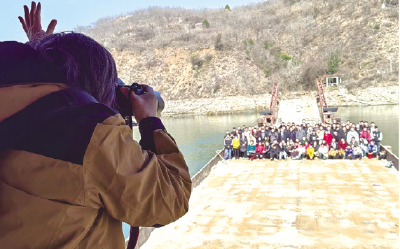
left=113, top=48, right=271, bottom=101
left=162, top=94, right=272, bottom=116
left=324, top=86, right=399, bottom=106
left=80, top=0, right=398, bottom=116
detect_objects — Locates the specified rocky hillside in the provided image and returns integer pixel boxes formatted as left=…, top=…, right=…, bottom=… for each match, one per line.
left=78, top=0, right=399, bottom=102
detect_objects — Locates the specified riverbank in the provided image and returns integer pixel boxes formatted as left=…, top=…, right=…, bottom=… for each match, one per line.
left=162, top=86, right=399, bottom=117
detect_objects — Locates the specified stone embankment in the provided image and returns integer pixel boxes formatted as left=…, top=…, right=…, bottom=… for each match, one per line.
left=162, top=93, right=272, bottom=116
left=324, top=86, right=399, bottom=107
left=162, top=86, right=399, bottom=117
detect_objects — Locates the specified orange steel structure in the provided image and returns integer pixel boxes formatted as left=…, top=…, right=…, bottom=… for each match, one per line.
left=264, top=84, right=279, bottom=126
left=316, top=80, right=328, bottom=123
left=316, top=79, right=339, bottom=124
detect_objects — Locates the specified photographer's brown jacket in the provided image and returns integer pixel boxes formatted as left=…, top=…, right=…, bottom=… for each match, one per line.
left=0, top=84, right=192, bottom=248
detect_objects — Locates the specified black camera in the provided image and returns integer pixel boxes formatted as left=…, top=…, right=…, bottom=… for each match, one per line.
left=116, top=78, right=164, bottom=127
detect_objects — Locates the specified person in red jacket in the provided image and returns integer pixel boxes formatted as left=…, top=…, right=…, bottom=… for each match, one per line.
left=338, top=138, right=348, bottom=150
left=323, top=130, right=332, bottom=145
left=304, top=140, right=310, bottom=150
left=359, top=127, right=371, bottom=143
left=255, top=141, right=266, bottom=159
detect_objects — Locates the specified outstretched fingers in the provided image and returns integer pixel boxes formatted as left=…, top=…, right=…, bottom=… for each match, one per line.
left=30, top=1, right=37, bottom=27
left=35, top=2, right=42, bottom=30
left=18, top=16, right=28, bottom=33
left=24, top=5, right=30, bottom=27
left=46, top=19, right=57, bottom=34
left=19, top=1, right=56, bottom=40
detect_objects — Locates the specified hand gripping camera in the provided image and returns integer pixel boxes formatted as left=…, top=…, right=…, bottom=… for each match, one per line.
left=116, top=78, right=164, bottom=129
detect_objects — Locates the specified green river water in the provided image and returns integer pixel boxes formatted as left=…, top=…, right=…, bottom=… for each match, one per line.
left=124, top=104, right=399, bottom=238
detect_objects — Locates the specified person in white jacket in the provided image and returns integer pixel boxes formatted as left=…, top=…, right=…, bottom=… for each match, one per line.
left=318, top=141, right=329, bottom=160
left=346, top=127, right=359, bottom=144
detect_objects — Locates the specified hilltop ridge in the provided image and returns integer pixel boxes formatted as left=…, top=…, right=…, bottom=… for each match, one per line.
left=78, top=0, right=399, bottom=105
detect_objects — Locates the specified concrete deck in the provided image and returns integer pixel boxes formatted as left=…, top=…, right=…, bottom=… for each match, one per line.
left=140, top=159, right=398, bottom=249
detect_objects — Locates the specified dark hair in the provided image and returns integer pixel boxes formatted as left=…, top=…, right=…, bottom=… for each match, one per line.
left=36, top=32, right=117, bottom=107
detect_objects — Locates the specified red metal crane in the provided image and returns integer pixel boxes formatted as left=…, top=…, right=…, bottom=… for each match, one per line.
left=316, top=79, right=338, bottom=124
left=316, top=80, right=327, bottom=123
left=262, top=84, right=279, bottom=126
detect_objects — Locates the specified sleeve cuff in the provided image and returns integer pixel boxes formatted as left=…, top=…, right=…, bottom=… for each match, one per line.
left=138, top=117, right=165, bottom=152
left=138, top=117, right=165, bottom=136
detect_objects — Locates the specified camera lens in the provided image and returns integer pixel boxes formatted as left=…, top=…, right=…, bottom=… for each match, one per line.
left=116, top=78, right=164, bottom=116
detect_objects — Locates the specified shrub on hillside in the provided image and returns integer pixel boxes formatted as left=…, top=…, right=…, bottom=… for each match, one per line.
left=264, top=41, right=273, bottom=49
left=312, top=7, right=320, bottom=19
left=264, top=68, right=270, bottom=77
left=215, top=33, right=223, bottom=51
left=383, top=0, right=399, bottom=5
left=190, top=54, right=203, bottom=69
left=326, top=52, right=340, bottom=74
left=202, top=19, right=210, bottom=28
left=205, top=54, right=213, bottom=62
left=277, top=51, right=291, bottom=61
left=299, top=62, right=325, bottom=90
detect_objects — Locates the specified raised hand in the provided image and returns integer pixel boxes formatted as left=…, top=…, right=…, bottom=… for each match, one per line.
left=18, top=1, right=57, bottom=41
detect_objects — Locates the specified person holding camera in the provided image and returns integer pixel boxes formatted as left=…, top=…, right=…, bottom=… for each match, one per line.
left=0, top=2, right=191, bottom=249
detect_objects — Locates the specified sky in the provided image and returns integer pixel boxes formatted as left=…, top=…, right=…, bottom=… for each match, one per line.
left=1, top=0, right=261, bottom=42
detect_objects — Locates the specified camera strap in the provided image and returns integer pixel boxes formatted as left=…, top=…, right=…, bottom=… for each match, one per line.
left=127, top=87, right=134, bottom=130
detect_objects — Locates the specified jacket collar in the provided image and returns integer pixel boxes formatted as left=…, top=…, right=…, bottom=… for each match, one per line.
left=0, top=88, right=98, bottom=152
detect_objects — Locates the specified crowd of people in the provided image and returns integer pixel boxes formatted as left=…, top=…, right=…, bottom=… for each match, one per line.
left=223, top=119, right=387, bottom=162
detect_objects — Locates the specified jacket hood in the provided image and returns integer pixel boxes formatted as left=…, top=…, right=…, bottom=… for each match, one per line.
left=0, top=83, right=67, bottom=123
left=0, top=87, right=98, bottom=152
left=0, top=41, right=70, bottom=145
left=0, top=41, right=66, bottom=85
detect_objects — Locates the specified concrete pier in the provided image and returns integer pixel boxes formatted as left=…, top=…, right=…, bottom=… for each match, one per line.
left=277, top=99, right=321, bottom=124
left=140, top=158, right=398, bottom=249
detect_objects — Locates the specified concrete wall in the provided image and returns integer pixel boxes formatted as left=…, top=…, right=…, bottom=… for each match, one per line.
left=127, top=150, right=224, bottom=248
left=191, top=150, right=224, bottom=189
left=381, top=145, right=399, bottom=171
